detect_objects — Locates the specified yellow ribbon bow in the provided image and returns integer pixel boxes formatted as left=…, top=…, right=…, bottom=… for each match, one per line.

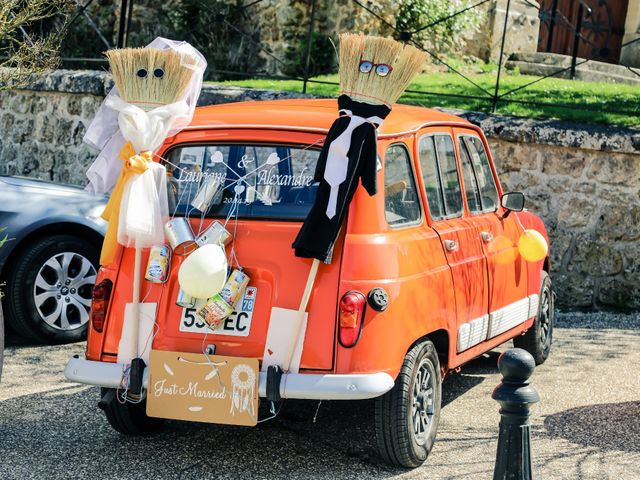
left=100, top=142, right=153, bottom=266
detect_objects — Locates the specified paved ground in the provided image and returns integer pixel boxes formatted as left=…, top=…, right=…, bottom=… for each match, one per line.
left=1, top=312, right=639, bottom=480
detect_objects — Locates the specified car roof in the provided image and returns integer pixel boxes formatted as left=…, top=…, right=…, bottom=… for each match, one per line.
left=188, top=98, right=471, bottom=137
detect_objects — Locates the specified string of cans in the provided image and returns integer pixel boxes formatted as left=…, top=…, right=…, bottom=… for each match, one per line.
left=145, top=212, right=250, bottom=332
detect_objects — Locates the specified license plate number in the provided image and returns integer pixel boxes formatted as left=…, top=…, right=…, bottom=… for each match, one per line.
left=179, top=287, right=256, bottom=337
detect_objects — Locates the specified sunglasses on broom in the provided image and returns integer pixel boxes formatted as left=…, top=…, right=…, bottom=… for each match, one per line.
left=359, top=59, right=393, bottom=77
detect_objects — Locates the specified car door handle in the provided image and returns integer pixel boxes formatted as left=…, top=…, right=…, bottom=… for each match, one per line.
left=481, top=231, right=493, bottom=243
left=444, top=240, right=458, bottom=252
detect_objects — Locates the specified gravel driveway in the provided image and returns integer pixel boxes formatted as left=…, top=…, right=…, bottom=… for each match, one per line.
left=1, top=312, right=639, bottom=480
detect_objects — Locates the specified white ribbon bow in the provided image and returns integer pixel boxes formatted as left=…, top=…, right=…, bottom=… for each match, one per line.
left=105, top=95, right=190, bottom=153
left=323, top=109, right=384, bottom=219
left=106, top=97, right=190, bottom=249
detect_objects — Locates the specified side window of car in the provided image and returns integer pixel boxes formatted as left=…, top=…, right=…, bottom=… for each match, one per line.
left=418, top=134, right=463, bottom=220
left=384, top=144, right=422, bottom=227
left=462, top=136, right=499, bottom=212
left=418, top=136, right=445, bottom=219
left=459, top=139, right=483, bottom=213
left=435, top=135, right=464, bottom=216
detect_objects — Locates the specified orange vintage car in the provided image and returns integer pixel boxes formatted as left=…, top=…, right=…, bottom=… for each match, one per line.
left=65, top=98, right=553, bottom=468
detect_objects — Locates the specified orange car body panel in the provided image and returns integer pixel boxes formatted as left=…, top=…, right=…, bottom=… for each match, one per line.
left=86, top=99, right=549, bottom=380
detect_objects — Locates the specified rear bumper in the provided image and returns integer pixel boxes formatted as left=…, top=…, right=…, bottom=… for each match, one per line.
left=64, top=357, right=394, bottom=401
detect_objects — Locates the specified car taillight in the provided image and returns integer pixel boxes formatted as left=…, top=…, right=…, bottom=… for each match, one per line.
left=338, top=291, right=367, bottom=348
left=91, top=279, right=113, bottom=333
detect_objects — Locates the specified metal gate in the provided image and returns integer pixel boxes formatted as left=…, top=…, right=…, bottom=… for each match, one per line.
left=538, top=0, right=630, bottom=64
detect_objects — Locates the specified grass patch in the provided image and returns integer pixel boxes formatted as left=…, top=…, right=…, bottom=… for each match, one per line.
left=219, top=72, right=640, bottom=127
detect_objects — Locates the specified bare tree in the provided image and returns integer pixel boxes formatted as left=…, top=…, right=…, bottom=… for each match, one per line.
left=0, top=0, right=71, bottom=89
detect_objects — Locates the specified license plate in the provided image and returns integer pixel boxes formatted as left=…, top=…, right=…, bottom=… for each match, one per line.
left=146, top=350, right=258, bottom=426
left=179, top=286, right=256, bottom=337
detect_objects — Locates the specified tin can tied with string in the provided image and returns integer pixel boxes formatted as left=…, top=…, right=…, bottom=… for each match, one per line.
left=196, top=221, right=232, bottom=248
left=197, top=269, right=250, bottom=330
left=145, top=245, right=171, bottom=283
left=165, top=217, right=198, bottom=256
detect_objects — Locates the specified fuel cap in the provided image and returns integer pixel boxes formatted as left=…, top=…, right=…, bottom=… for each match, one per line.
left=368, top=287, right=389, bottom=312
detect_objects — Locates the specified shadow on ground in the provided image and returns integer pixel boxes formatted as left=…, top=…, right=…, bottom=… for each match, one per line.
left=442, top=351, right=498, bottom=407
left=542, top=401, right=640, bottom=453
left=5, top=333, right=42, bottom=348
left=0, top=353, right=498, bottom=479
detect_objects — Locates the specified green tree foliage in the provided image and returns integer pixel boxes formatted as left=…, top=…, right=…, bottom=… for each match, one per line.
left=161, top=0, right=265, bottom=80
left=60, top=0, right=266, bottom=81
left=0, top=0, right=71, bottom=89
left=282, top=0, right=336, bottom=78
left=395, top=0, right=480, bottom=55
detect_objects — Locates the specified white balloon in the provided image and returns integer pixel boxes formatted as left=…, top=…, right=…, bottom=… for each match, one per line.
left=178, top=244, right=228, bottom=299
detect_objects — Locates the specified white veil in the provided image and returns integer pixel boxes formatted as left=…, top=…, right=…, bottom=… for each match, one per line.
left=84, top=37, right=207, bottom=195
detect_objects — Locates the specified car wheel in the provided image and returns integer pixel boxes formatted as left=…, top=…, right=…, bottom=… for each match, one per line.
left=374, top=339, right=442, bottom=468
left=100, top=388, right=164, bottom=435
left=0, top=303, right=4, bottom=383
left=514, top=271, right=554, bottom=365
left=4, top=235, right=99, bottom=344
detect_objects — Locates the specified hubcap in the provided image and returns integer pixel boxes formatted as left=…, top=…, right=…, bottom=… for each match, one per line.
left=33, top=252, right=97, bottom=331
left=411, top=359, right=436, bottom=443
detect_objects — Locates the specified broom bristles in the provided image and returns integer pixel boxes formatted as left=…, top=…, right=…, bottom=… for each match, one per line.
left=106, top=48, right=196, bottom=110
left=339, top=33, right=426, bottom=107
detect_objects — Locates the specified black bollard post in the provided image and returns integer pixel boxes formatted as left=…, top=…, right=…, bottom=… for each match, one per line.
left=492, top=348, right=539, bottom=480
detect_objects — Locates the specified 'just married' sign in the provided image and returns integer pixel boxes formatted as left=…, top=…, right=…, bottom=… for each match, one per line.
left=146, top=350, right=258, bottom=426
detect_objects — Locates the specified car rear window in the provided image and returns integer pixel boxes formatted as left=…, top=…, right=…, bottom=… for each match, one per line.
left=163, top=143, right=320, bottom=220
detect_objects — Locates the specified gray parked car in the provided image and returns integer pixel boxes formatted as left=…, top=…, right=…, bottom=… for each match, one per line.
left=0, top=175, right=106, bottom=344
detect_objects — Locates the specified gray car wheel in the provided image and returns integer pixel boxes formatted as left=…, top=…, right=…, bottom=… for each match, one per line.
left=33, top=251, right=96, bottom=331
left=5, top=234, right=99, bottom=343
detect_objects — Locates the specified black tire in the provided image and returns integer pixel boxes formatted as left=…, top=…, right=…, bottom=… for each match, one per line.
left=514, top=270, right=554, bottom=365
left=0, top=303, right=4, bottom=383
left=4, top=235, right=99, bottom=344
left=101, top=388, right=164, bottom=435
left=375, top=340, right=442, bottom=468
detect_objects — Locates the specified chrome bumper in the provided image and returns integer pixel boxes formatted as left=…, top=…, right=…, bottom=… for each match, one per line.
left=64, top=357, right=394, bottom=401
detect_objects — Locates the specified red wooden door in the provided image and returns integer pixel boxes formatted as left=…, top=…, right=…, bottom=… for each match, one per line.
left=537, top=0, right=629, bottom=64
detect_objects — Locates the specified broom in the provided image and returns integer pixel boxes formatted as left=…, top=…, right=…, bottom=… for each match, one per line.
left=283, top=35, right=425, bottom=373
left=338, top=33, right=426, bottom=108
left=104, top=47, right=198, bottom=372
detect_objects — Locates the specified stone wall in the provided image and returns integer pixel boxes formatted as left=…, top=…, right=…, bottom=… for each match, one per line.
left=621, top=0, right=640, bottom=68
left=473, top=0, right=541, bottom=63
left=1, top=70, right=640, bottom=311
left=459, top=111, right=640, bottom=310
left=0, top=70, right=307, bottom=186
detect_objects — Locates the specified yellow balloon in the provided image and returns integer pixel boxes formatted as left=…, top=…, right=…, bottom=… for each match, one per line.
left=518, top=229, right=548, bottom=262
left=178, top=244, right=228, bottom=299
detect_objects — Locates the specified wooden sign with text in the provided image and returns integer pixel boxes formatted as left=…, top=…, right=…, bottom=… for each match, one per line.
left=146, top=350, right=258, bottom=426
